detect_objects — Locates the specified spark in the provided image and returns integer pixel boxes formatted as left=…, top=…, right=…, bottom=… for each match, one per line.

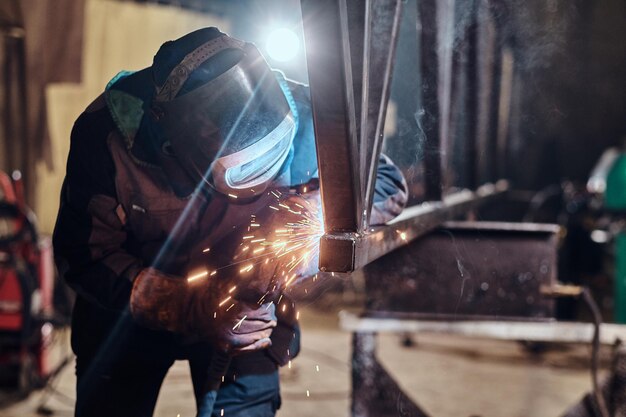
left=202, top=247, right=211, bottom=253
left=306, top=390, right=310, bottom=397
left=400, top=232, right=407, bottom=241
left=239, top=264, right=254, bottom=273
left=187, top=270, right=208, bottom=282
left=229, top=285, right=237, bottom=293
left=316, top=365, right=320, bottom=372
left=232, top=315, right=247, bottom=330
left=253, top=247, right=266, bottom=254
left=296, top=311, right=300, bottom=320
left=250, top=238, right=266, bottom=243
left=228, top=193, right=238, bottom=199
left=219, top=296, right=232, bottom=307
left=282, top=304, right=287, bottom=312
left=288, top=360, right=292, bottom=369
left=226, top=303, right=235, bottom=311
left=221, top=409, right=225, bottom=416
left=242, top=235, right=254, bottom=240
left=210, top=270, right=217, bottom=276
left=250, top=223, right=260, bottom=227
left=269, top=206, right=279, bottom=211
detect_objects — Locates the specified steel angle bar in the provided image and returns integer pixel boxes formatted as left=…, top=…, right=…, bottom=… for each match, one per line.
left=319, top=180, right=509, bottom=272
left=340, top=311, right=626, bottom=346
left=300, top=0, right=363, bottom=233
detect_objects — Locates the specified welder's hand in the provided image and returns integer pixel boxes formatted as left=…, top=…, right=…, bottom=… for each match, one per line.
left=129, top=267, right=216, bottom=335
left=214, top=301, right=277, bottom=354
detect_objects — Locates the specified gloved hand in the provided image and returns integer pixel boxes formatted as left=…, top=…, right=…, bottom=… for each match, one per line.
left=214, top=301, right=277, bottom=354
left=129, top=267, right=277, bottom=354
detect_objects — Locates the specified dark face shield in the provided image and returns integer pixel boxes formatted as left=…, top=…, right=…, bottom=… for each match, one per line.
left=153, top=42, right=296, bottom=198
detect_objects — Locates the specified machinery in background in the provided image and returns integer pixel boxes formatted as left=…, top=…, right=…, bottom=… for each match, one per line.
left=0, top=170, right=63, bottom=404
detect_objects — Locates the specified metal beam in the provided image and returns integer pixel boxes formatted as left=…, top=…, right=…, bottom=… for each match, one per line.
left=340, top=311, right=626, bottom=345
left=319, top=180, right=509, bottom=272
left=416, top=0, right=443, bottom=201
left=361, top=0, right=403, bottom=229
left=300, top=0, right=362, bottom=233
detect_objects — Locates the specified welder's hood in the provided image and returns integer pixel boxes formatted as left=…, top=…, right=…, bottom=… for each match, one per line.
left=149, top=29, right=297, bottom=198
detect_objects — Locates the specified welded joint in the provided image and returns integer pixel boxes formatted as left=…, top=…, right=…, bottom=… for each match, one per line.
left=319, top=232, right=359, bottom=272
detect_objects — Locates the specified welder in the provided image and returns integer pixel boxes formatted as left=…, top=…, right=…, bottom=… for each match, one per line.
left=53, top=27, right=407, bottom=417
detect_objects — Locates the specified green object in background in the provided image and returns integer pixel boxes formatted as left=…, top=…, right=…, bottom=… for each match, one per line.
left=615, top=232, right=626, bottom=323
left=606, top=153, right=626, bottom=210
left=608, top=153, right=626, bottom=322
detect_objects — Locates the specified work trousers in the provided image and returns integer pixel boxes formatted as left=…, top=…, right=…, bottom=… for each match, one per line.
left=74, top=348, right=281, bottom=417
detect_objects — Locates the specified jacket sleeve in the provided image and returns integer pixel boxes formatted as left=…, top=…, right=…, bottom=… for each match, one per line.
left=53, top=106, right=143, bottom=311
left=370, top=153, right=408, bottom=225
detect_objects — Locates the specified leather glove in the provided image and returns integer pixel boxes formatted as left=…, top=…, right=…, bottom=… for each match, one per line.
left=129, top=267, right=277, bottom=354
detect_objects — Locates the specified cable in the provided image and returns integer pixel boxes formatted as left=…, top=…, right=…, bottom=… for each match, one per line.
left=541, top=284, right=609, bottom=417
left=582, top=287, right=610, bottom=417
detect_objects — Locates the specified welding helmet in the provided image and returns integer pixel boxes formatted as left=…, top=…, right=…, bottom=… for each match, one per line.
left=149, top=29, right=297, bottom=198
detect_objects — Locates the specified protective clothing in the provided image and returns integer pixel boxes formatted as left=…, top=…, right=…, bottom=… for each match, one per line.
left=149, top=31, right=297, bottom=198
left=53, top=27, right=408, bottom=417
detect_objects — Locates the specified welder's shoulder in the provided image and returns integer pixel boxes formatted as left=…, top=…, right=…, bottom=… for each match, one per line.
left=71, top=94, right=116, bottom=150
left=67, top=95, right=117, bottom=180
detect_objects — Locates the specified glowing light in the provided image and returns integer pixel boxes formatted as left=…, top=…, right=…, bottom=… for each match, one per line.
left=202, top=247, right=211, bottom=253
left=187, top=270, right=208, bottom=282
left=400, top=232, right=407, bottom=241
left=306, top=390, right=310, bottom=397
left=228, top=193, right=238, bottom=199
left=233, top=315, right=247, bottom=330
left=219, top=296, right=232, bottom=307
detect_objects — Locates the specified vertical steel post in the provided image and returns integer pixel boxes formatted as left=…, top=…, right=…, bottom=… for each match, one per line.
left=300, top=0, right=362, bottom=234
left=464, top=0, right=479, bottom=189
left=362, top=0, right=403, bottom=228
left=487, top=17, right=502, bottom=184
left=351, top=332, right=377, bottom=417
left=417, top=0, right=442, bottom=201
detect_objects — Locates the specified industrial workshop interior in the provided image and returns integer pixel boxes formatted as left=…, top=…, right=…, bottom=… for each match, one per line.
left=1, top=0, right=626, bottom=416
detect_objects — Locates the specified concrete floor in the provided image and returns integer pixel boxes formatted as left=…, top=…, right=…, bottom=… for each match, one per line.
left=0, top=304, right=604, bottom=417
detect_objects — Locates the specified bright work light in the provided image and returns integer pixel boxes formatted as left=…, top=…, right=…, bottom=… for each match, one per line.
left=265, top=28, right=300, bottom=62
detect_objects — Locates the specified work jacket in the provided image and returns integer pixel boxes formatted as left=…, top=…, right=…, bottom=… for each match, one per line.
left=52, top=69, right=408, bottom=375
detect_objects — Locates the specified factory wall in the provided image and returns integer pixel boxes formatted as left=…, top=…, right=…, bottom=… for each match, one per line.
left=34, top=0, right=226, bottom=234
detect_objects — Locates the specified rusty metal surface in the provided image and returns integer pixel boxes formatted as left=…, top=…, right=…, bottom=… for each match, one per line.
left=319, top=181, right=509, bottom=272
left=362, top=220, right=559, bottom=320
